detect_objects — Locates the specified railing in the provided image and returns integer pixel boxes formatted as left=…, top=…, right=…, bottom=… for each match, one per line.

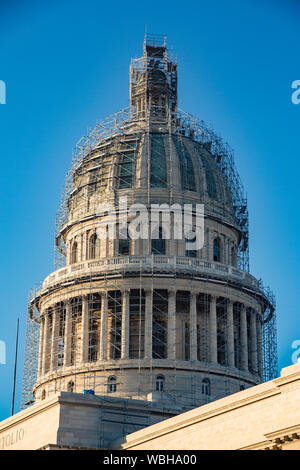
left=42, top=255, right=259, bottom=291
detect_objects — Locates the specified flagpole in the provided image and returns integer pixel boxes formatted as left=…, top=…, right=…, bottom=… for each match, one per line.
left=11, top=318, right=19, bottom=416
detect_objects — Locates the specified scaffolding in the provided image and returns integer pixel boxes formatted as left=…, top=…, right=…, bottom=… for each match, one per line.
left=22, top=37, right=277, bottom=419
left=21, top=262, right=277, bottom=412
left=21, top=287, right=41, bottom=408
left=261, top=285, right=278, bottom=381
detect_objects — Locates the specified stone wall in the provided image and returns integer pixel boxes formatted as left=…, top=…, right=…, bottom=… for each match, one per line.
left=112, top=360, right=300, bottom=450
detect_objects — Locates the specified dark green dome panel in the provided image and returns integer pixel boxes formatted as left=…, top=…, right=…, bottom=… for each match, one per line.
left=150, top=133, right=168, bottom=188
left=172, top=135, right=196, bottom=192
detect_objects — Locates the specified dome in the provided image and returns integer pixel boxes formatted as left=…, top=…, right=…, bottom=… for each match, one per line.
left=23, top=38, right=277, bottom=416
left=71, top=128, right=238, bottom=234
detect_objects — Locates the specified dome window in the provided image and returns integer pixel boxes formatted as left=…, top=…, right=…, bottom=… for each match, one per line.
left=213, top=238, right=221, bottom=262
left=151, top=226, right=166, bottom=255
left=71, top=241, right=78, bottom=264
left=202, top=378, right=210, bottom=396
left=185, top=231, right=197, bottom=258
left=155, top=375, right=165, bottom=392
left=89, top=233, right=100, bottom=259
left=67, top=381, right=74, bottom=393
left=119, top=226, right=130, bottom=255
left=107, top=376, right=117, bottom=393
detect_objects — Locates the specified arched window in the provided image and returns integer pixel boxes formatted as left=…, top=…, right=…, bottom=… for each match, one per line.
left=185, top=231, right=197, bottom=258
left=67, top=381, right=74, bottom=393
left=107, top=376, right=117, bottom=393
left=119, top=226, right=130, bottom=255
left=213, top=238, right=221, bottom=262
left=155, top=375, right=165, bottom=392
left=151, top=226, right=166, bottom=255
left=41, top=389, right=46, bottom=400
left=71, top=241, right=78, bottom=264
left=202, top=378, right=210, bottom=395
left=89, top=233, right=100, bottom=259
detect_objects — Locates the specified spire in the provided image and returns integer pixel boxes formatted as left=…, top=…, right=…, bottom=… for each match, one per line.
left=129, top=35, right=177, bottom=121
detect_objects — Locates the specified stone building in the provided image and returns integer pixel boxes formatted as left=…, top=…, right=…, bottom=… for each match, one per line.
left=10, top=35, right=278, bottom=448
left=1, top=360, right=300, bottom=450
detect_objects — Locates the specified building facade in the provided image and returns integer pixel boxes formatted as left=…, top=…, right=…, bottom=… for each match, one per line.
left=22, top=36, right=277, bottom=415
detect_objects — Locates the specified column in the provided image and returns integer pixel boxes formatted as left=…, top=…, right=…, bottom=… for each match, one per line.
left=226, top=300, right=235, bottom=367
left=63, top=300, right=72, bottom=367
left=50, top=307, right=59, bottom=370
left=100, top=292, right=108, bottom=361
left=222, top=235, right=227, bottom=264
left=209, top=295, right=218, bottom=363
left=144, top=289, right=153, bottom=359
left=257, top=313, right=263, bottom=378
left=42, top=311, right=50, bottom=375
left=250, top=308, right=258, bottom=373
left=205, top=228, right=210, bottom=260
left=190, top=292, right=197, bottom=361
left=240, top=304, right=248, bottom=371
left=80, top=233, right=84, bottom=261
left=67, top=241, right=71, bottom=265
left=38, top=316, right=44, bottom=377
left=81, top=295, right=89, bottom=363
left=121, top=290, right=130, bottom=359
left=82, top=231, right=88, bottom=261
left=167, top=289, right=176, bottom=360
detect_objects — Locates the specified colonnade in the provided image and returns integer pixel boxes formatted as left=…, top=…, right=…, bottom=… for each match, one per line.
left=38, top=289, right=263, bottom=379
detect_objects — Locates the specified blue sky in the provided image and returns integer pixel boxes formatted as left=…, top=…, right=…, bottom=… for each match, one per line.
left=0, top=0, right=299, bottom=421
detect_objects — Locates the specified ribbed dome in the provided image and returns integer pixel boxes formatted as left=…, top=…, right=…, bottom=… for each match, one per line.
left=76, top=132, right=232, bottom=201
left=73, top=129, right=236, bottom=223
